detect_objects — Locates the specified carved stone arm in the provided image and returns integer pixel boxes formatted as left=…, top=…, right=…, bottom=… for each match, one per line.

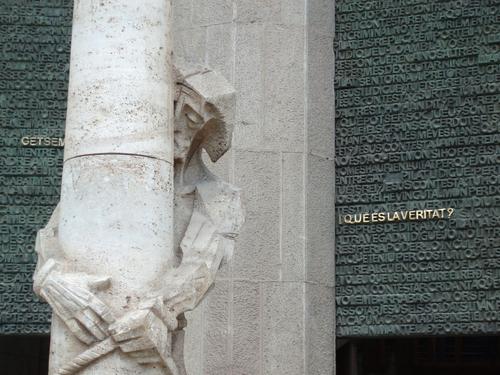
left=33, top=203, right=115, bottom=345
left=106, top=209, right=229, bottom=371
left=33, top=204, right=63, bottom=288
left=160, top=210, right=225, bottom=328
left=160, top=180, right=244, bottom=330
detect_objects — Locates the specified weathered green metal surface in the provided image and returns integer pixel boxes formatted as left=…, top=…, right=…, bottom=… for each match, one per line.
left=0, top=0, right=72, bottom=334
left=335, top=0, right=500, bottom=337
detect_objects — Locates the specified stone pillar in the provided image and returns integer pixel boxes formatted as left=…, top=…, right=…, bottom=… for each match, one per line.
left=50, top=1, right=173, bottom=374
left=173, top=0, right=336, bottom=374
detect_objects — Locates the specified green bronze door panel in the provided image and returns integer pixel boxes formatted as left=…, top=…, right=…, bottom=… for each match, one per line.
left=335, top=0, right=500, bottom=337
left=0, top=0, right=72, bottom=335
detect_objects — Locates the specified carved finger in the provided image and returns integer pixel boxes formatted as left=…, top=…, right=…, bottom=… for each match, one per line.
left=109, top=310, right=149, bottom=342
left=109, top=315, right=146, bottom=343
left=75, top=309, right=107, bottom=341
left=43, top=285, right=81, bottom=319
left=46, top=282, right=87, bottom=312
left=85, top=308, right=110, bottom=338
left=65, top=318, right=96, bottom=345
left=41, top=289, right=69, bottom=320
left=119, top=337, right=155, bottom=353
left=111, top=326, right=145, bottom=343
left=88, top=296, right=115, bottom=324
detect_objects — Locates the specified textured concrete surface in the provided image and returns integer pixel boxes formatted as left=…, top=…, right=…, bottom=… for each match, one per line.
left=176, top=1, right=336, bottom=374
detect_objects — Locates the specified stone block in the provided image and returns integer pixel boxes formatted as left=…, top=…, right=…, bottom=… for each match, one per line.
left=262, top=24, right=305, bottom=152
left=305, top=284, right=335, bottom=375
left=235, top=0, right=281, bottom=24
left=262, top=282, right=305, bottom=375
left=233, top=281, right=261, bottom=375
left=233, top=150, right=281, bottom=281
left=172, top=0, right=192, bottom=30
left=306, top=154, right=335, bottom=286
left=236, top=0, right=305, bottom=26
left=281, top=0, right=305, bottom=26
left=207, top=23, right=235, bottom=82
left=174, top=27, right=207, bottom=65
left=282, top=152, right=305, bottom=281
left=307, top=0, right=335, bottom=36
left=234, top=23, right=264, bottom=150
left=307, top=33, right=335, bottom=158
left=184, top=306, right=204, bottom=375
left=203, top=280, right=232, bottom=374
left=192, top=0, right=233, bottom=26
left=235, top=23, right=306, bottom=152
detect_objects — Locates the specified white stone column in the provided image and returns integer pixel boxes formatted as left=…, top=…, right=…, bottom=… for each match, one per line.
left=50, top=1, right=174, bottom=374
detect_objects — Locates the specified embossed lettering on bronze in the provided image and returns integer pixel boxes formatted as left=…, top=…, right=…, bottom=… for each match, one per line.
left=335, top=0, right=500, bottom=337
left=339, top=208, right=455, bottom=224
left=20, top=136, right=64, bottom=147
left=0, top=0, right=72, bottom=334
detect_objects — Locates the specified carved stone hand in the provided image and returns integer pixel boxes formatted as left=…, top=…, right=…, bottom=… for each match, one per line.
left=35, top=259, right=115, bottom=345
left=108, top=297, right=179, bottom=373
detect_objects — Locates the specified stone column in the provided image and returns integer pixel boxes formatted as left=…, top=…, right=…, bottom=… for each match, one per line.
left=50, top=1, right=173, bottom=374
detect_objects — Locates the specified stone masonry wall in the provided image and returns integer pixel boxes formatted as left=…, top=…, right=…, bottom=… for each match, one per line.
left=173, top=1, right=336, bottom=374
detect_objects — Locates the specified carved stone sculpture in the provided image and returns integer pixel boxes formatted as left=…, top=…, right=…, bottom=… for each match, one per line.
left=34, top=65, right=243, bottom=374
left=32, top=1, right=243, bottom=374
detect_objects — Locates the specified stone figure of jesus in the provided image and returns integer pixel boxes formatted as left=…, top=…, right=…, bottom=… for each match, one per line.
left=33, top=65, right=243, bottom=374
